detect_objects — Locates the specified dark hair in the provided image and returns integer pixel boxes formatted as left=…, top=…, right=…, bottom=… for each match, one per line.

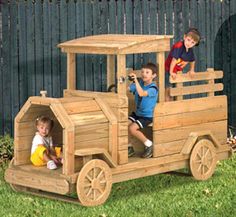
left=185, top=27, right=201, bottom=46
left=35, top=116, right=54, bottom=130
left=142, top=62, right=158, bottom=75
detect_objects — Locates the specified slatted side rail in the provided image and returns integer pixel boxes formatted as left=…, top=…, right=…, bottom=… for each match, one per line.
left=169, top=69, right=223, bottom=100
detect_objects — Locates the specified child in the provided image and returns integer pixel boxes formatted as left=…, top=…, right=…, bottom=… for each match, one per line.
left=165, top=27, right=201, bottom=101
left=128, top=62, right=158, bottom=158
left=30, top=116, right=62, bottom=170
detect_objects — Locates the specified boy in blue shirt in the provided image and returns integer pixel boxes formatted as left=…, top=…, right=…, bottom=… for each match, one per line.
left=128, top=62, right=158, bottom=158
left=165, top=27, right=201, bottom=101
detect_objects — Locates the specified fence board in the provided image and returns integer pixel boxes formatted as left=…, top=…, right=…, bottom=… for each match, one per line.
left=51, top=0, right=60, bottom=97
left=76, top=0, right=85, bottom=90
left=10, top=0, right=19, bottom=131
left=35, top=0, right=44, bottom=95
left=43, top=0, right=52, bottom=97
left=1, top=0, right=236, bottom=135
left=2, top=1, right=11, bottom=133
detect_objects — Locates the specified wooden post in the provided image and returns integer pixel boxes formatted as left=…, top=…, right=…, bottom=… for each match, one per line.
left=207, top=68, right=214, bottom=97
left=107, top=55, right=115, bottom=89
left=67, top=53, right=76, bottom=90
left=157, top=52, right=165, bottom=102
left=176, top=71, right=183, bottom=101
left=117, top=54, right=126, bottom=95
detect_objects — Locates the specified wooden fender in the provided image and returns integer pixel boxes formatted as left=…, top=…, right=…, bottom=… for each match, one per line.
left=181, top=130, right=220, bottom=155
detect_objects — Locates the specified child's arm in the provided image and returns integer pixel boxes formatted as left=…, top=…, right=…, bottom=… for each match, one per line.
left=187, top=61, right=195, bottom=78
left=169, top=58, right=177, bottom=80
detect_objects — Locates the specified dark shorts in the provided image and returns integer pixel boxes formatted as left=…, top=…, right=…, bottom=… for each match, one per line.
left=128, top=112, right=153, bottom=129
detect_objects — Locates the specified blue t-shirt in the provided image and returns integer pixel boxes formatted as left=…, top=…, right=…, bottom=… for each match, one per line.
left=129, top=80, right=158, bottom=118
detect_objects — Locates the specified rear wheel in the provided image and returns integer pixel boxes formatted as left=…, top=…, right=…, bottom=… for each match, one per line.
left=77, top=159, right=112, bottom=206
left=190, top=139, right=217, bottom=180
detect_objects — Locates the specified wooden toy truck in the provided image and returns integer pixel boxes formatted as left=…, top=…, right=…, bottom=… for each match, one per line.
left=5, top=35, right=232, bottom=206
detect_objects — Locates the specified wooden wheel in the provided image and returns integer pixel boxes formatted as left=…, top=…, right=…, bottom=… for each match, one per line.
left=190, top=139, right=217, bottom=180
left=77, top=159, right=112, bottom=206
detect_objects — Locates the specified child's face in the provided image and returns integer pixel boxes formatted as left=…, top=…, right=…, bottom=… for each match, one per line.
left=141, top=68, right=156, bottom=84
left=184, top=35, right=198, bottom=49
left=37, top=122, right=51, bottom=137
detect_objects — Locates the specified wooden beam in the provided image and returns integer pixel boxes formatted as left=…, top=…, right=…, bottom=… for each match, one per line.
left=117, top=54, right=126, bottom=95
left=67, top=53, right=76, bottom=90
left=107, top=55, right=115, bottom=89
left=157, top=52, right=165, bottom=102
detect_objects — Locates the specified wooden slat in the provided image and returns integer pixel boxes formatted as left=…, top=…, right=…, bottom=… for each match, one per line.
left=170, top=70, right=223, bottom=83
left=70, top=111, right=107, bottom=126
left=157, top=52, right=165, bottom=102
left=62, top=100, right=100, bottom=115
left=117, top=54, right=126, bottom=94
left=154, top=95, right=227, bottom=116
left=153, top=120, right=227, bottom=145
left=75, top=123, right=108, bottom=142
left=170, top=83, right=223, bottom=97
left=74, top=148, right=116, bottom=168
left=154, top=106, right=227, bottom=130
left=63, top=89, right=128, bottom=108
left=5, top=168, right=69, bottom=195
left=74, top=137, right=108, bottom=150
left=67, top=53, right=76, bottom=90
left=153, top=139, right=186, bottom=157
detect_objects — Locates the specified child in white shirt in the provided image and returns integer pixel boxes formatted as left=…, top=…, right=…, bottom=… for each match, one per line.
left=31, top=116, right=62, bottom=170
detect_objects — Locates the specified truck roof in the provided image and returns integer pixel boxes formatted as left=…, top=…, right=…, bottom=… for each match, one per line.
left=58, top=34, right=173, bottom=55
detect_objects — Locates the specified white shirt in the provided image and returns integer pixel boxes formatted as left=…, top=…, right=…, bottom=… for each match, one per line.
left=31, top=132, right=53, bottom=154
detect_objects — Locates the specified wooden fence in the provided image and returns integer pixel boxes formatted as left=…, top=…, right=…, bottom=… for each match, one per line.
left=0, top=0, right=236, bottom=135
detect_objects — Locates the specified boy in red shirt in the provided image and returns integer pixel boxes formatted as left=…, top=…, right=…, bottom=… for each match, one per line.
left=165, top=28, right=201, bottom=101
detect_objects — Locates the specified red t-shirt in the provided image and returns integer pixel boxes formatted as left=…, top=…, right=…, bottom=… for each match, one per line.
left=165, top=41, right=195, bottom=74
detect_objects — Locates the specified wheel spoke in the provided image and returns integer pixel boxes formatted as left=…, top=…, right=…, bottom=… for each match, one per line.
left=96, top=170, right=104, bottom=179
left=93, top=188, right=96, bottom=200
left=203, top=148, right=210, bottom=158
left=86, top=187, right=93, bottom=197
left=197, top=163, right=202, bottom=172
left=86, top=174, right=93, bottom=182
left=201, top=164, right=205, bottom=174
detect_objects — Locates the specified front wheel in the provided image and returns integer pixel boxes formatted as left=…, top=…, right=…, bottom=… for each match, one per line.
left=77, top=159, right=112, bottom=206
left=190, top=139, right=217, bottom=180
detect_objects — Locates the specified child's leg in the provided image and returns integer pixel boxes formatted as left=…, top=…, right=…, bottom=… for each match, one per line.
left=129, top=122, right=148, bottom=143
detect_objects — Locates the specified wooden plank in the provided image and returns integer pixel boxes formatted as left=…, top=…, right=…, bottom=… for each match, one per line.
left=154, top=106, right=227, bottom=130
left=63, top=129, right=75, bottom=175
left=117, top=54, right=127, bottom=94
left=67, top=53, right=76, bottom=90
left=74, top=137, right=109, bottom=150
left=174, top=0, right=183, bottom=41
left=51, top=0, right=61, bottom=97
left=176, top=71, right=183, bottom=101
left=118, top=150, right=128, bottom=165
left=125, top=0, right=134, bottom=67
left=107, top=55, right=115, bottom=89
left=157, top=52, right=165, bottom=102
left=69, top=111, right=108, bottom=126
left=5, top=168, right=69, bottom=195
left=75, top=0, right=85, bottom=90
left=118, top=136, right=128, bottom=151
left=153, top=139, right=186, bottom=158
left=74, top=148, right=116, bottom=168
left=170, top=83, right=223, bottom=97
left=207, top=68, right=215, bottom=97
left=170, top=70, right=223, bottom=83
left=62, top=100, right=100, bottom=115
left=2, top=1, right=12, bottom=133
left=154, top=95, right=227, bottom=116
left=84, top=1, right=93, bottom=91
left=43, top=0, right=52, bottom=96
left=153, top=120, right=227, bottom=145
left=10, top=0, right=20, bottom=123
left=35, top=0, right=44, bottom=95
left=75, top=123, right=108, bottom=142
left=118, top=122, right=128, bottom=137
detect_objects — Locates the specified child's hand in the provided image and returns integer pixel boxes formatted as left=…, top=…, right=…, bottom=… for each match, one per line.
left=188, top=70, right=195, bottom=78
left=129, top=72, right=137, bottom=82
left=170, top=73, right=177, bottom=80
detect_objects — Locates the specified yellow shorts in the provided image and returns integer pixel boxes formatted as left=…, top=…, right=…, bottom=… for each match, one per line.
left=30, top=146, right=47, bottom=166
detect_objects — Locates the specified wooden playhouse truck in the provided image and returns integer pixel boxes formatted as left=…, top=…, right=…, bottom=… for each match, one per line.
left=5, top=35, right=232, bottom=206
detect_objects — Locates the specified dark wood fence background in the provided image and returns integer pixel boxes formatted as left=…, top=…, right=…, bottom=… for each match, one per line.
left=1, top=0, right=236, bottom=135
